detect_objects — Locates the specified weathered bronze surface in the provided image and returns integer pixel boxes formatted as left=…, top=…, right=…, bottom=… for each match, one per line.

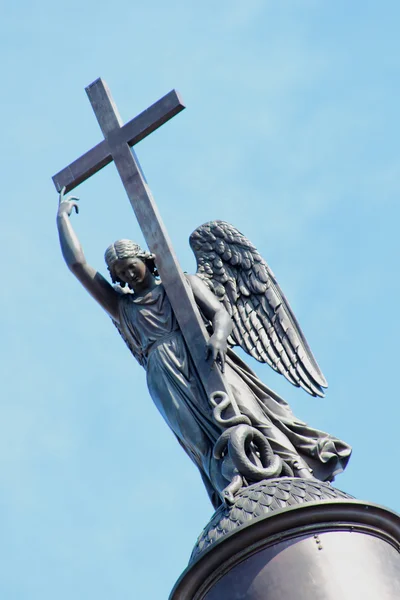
left=190, top=477, right=354, bottom=562
left=54, top=79, right=351, bottom=510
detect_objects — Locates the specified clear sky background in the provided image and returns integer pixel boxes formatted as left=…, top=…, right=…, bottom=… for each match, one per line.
left=1, top=1, right=400, bottom=598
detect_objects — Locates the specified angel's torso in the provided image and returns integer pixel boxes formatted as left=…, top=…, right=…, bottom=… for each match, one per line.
left=118, top=282, right=180, bottom=360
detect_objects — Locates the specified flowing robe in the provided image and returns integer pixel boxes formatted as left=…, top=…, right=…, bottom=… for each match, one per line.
left=116, top=282, right=351, bottom=507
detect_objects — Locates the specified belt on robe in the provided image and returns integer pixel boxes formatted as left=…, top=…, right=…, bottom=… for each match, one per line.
left=146, top=329, right=181, bottom=357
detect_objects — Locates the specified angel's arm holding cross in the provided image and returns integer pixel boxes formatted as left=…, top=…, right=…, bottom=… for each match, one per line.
left=56, top=189, right=232, bottom=370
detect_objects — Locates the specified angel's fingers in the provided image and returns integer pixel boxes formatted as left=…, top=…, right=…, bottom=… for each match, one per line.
left=74, top=203, right=79, bottom=214
left=211, top=347, right=218, bottom=364
left=219, top=352, right=226, bottom=373
left=59, top=183, right=80, bottom=203
left=59, top=186, right=67, bottom=203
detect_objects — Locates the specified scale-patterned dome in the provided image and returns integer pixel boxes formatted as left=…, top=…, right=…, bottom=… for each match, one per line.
left=190, top=478, right=353, bottom=563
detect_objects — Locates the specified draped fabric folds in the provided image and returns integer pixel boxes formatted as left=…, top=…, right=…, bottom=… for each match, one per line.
left=117, top=283, right=351, bottom=507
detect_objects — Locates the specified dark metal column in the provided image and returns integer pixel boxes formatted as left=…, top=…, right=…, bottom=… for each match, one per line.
left=171, top=500, right=400, bottom=600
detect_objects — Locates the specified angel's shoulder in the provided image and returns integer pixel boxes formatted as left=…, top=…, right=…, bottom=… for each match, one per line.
left=112, top=285, right=135, bottom=308
left=113, top=284, right=133, bottom=296
left=185, top=272, right=200, bottom=284
left=185, top=272, right=209, bottom=291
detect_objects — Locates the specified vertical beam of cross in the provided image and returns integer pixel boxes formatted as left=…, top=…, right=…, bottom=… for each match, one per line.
left=53, top=78, right=233, bottom=406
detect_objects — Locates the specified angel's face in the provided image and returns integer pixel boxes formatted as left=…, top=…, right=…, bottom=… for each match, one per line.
left=114, top=256, right=151, bottom=290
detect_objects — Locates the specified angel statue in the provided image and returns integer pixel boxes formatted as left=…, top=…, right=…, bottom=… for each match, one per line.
left=57, top=189, right=351, bottom=509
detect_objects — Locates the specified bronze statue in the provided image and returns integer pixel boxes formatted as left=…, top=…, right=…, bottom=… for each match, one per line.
left=57, top=188, right=351, bottom=508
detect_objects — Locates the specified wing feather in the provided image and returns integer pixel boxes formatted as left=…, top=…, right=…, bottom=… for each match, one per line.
left=190, top=221, right=328, bottom=397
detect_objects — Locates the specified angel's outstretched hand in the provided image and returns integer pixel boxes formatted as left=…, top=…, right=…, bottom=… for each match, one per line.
left=57, top=186, right=80, bottom=218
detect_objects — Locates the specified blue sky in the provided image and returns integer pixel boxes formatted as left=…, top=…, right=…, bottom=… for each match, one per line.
left=1, top=1, right=400, bottom=598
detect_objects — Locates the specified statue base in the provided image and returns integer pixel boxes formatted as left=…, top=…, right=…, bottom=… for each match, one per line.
left=170, top=479, right=400, bottom=599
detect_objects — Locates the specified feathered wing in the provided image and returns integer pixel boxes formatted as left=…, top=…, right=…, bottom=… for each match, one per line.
left=189, top=221, right=328, bottom=397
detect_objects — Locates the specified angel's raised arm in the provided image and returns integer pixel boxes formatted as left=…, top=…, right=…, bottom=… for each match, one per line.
left=56, top=189, right=119, bottom=322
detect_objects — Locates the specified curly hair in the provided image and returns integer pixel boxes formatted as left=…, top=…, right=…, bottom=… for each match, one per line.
left=104, top=239, right=158, bottom=286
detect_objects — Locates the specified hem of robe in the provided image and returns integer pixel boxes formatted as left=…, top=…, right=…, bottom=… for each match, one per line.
left=226, top=348, right=352, bottom=482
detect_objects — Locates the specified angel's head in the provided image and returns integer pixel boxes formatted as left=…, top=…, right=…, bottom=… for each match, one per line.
left=104, top=239, right=158, bottom=289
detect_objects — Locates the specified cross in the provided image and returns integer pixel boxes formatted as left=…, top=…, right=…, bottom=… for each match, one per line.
left=53, top=78, right=233, bottom=409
